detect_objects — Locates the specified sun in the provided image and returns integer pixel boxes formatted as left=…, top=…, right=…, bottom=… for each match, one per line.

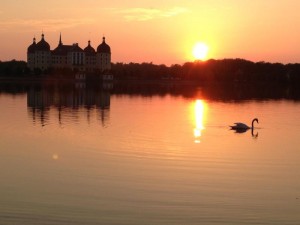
left=193, top=42, right=209, bottom=60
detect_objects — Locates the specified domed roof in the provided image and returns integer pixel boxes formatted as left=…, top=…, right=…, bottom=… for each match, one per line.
left=27, top=37, right=36, bottom=53
left=35, top=34, right=50, bottom=51
left=84, top=40, right=96, bottom=55
left=97, top=37, right=111, bottom=53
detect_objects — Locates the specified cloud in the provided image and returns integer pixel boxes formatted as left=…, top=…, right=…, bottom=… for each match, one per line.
left=0, top=18, right=94, bottom=32
left=117, top=7, right=189, bottom=22
left=162, top=7, right=189, bottom=17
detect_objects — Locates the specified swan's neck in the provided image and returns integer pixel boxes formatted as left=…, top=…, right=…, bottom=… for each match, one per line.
left=252, top=119, right=257, bottom=128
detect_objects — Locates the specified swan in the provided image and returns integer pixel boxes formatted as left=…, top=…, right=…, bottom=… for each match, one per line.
left=230, top=118, right=259, bottom=130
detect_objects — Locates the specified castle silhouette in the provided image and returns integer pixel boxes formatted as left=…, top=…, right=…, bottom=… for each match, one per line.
left=27, top=33, right=111, bottom=73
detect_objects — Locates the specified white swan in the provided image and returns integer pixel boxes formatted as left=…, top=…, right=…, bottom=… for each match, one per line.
left=230, top=118, right=259, bottom=130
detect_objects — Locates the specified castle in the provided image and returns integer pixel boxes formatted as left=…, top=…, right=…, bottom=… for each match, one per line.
left=27, top=33, right=111, bottom=73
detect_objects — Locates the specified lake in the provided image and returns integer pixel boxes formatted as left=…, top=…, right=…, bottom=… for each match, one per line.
left=0, top=81, right=300, bottom=225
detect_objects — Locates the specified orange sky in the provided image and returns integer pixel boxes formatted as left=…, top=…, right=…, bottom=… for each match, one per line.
left=1, top=0, right=300, bottom=65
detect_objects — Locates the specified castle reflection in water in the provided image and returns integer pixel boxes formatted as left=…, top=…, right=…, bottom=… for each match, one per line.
left=27, top=83, right=111, bottom=127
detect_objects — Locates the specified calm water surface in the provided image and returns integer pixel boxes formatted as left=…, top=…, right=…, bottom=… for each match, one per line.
left=0, top=83, right=300, bottom=225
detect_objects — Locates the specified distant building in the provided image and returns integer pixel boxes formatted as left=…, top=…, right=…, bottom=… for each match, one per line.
left=27, top=33, right=111, bottom=73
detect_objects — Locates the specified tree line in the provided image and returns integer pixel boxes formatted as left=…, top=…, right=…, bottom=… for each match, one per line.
left=0, top=60, right=29, bottom=77
left=112, top=59, right=300, bottom=85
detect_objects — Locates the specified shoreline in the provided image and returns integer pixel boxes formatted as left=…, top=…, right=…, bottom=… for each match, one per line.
left=0, top=76, right=296, bottom=87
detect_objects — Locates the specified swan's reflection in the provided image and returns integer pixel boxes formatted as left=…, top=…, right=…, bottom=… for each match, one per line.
left=194, top=100, right=205, bottom=143
left=231, top=127, right=259, bottom=138
left=233, top=128, right=248, bottom=133
left=251, top=128, right=259, bottom=138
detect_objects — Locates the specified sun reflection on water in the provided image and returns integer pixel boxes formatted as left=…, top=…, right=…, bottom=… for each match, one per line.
left=194, top=99, right=205, bottom=143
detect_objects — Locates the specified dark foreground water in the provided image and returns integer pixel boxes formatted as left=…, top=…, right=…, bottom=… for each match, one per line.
left=0, top=82, right=300, bottom=224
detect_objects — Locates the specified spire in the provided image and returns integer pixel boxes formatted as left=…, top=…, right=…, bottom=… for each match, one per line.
left=59, top=32, right=62, bottom=45
left=33, top=37, right=36, bottom=43
left=102, top=36, right=105, bottom=43
left=88, top=40, right=91, bottom=46
left=41, top=32, right=44, bottom=40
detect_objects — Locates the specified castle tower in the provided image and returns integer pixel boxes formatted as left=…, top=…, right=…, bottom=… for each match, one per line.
left=84, top=40, right=96, bottom=72
left=96, top=37, right=111, bottom=72
left=27, top=37, right=36, bottom=70
left=34, top=33, right=51, bottom=71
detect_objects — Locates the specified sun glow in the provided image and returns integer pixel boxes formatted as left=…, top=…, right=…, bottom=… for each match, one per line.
left=193, top=42, right=209, bottom=60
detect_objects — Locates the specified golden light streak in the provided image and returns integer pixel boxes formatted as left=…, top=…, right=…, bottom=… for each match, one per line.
left=194, top=99, right=205, bottom=143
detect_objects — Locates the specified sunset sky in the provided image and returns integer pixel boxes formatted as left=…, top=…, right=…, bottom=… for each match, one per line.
left=1, top=0, right=300, bottom=65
